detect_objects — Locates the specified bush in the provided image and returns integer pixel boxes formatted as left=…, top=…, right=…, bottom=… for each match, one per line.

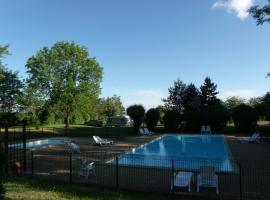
left=126, top=105, right=145, bottom=133
left=144, top=108, right=160, bottom=131
left=204, top=103, right=230, bottom=132
left=163, top=109, right=181, bottom=132
left=232, top=104, right=258, bottom=132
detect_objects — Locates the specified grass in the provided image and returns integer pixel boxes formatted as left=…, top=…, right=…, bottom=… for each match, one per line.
left=1, top=121, right=270, bottom=142
left=4, top=177, right=202, bottom=200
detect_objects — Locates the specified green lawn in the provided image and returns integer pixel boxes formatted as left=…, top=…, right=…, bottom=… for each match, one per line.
left=4, top=177, right=202, bottom=200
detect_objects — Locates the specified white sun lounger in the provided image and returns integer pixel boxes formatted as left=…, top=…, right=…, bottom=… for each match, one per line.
left=172, top=171, right=193, bottom=192
left=201, top=125, right=211, bottom=135
left=238, top=133, right=260, bottom=143
left=197, top=166, right=219, bottom=194
left=93, top=136, right=113, bottom=146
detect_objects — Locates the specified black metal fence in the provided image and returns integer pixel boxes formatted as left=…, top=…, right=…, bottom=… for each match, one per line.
left=7, top=150, right=268, bottom=200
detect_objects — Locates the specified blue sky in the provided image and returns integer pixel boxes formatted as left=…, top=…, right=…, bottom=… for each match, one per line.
left=1, top=0, right=270, bottom=109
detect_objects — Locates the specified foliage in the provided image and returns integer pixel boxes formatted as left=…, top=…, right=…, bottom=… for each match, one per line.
left=25, top=41, right=103, bottom=128
left=232, top=104, right=258, bottom=132
left=258, top=93, right=270, bottom=120
left=199, top=77, right=220, bottom=106
left=126, top=105, right=145, bottom=133
left=163, top=79, right=187, bottom=114
left=163, top=109, right=181, bottom=132
left=0, top=46, right=23, bottom=113
left=204, top=103, right=230, bottom=132
left=144, top=108, right=160, bottom=131
left=156, top=105, right=166, bottom=124
left=183, top=83, right=199, bottom=111
left=249, top=1, right=270, bottom=25
left=97, top=95, right=125, bottom=121
left=224, top=96, right=245, bottom=112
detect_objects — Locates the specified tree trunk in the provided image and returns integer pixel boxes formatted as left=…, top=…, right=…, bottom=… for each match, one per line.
left=66, top=111, right=70, bottom=128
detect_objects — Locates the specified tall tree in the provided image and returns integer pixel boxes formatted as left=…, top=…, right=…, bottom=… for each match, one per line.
left=250, top=1, right=270, bottom=25
left=200, top=77, right=220, bottom=106
left=26, top=41, right=103, bottom=127
left=183, top=83, right=199, bottom=111
left=163, top=79, right=187, bottom=114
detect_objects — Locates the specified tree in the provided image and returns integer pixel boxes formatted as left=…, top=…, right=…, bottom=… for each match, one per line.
left=144, top=108, right=160, bottom=131
left=156, top=105, right=166, bottom=124
left=232, top=104, right=258, bottom=132
left=224, top=96, right=245, bottom=112
left=25, top=41, right=103, bottom=128
left=163, top=109, right=181, bottom=132
left=200, top=77, right=220, bottom=106
left=0, top=69, right=23, bottom=113
left=182, top=83, right=199, bottom=110
left=126, top=104, right=145, bottom=133
left=250, top=1, right=270, bottom=25
left=163, top=79, right=187, bottom=114
left=259, top=93, right=270, bottom=120
left=204, top=104, right=230, bottom=132
left=97, top=95, right=125, bottom=121
left=0, top=44, right=9, bottom=199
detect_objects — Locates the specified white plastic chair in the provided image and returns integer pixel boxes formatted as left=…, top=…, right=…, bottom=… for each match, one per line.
left=67, top=142, right=81, bottom=154
left=77, top=159, right=95, bottom=179
left=172, top=171, right=193, bottom=192
left=139, top=128, right=146, bottom=135
left=201, top=126, right=206, bottom=134
left=197, top=166, right=219, bottom=194
left=205, top=125, right=211, bottom=135
left=144, top=128, right=153, bottom=135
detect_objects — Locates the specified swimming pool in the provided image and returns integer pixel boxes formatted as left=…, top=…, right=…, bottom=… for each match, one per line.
left=117, top=134, right=233, bottom=172
left=8, top=139, right=68, bottom=149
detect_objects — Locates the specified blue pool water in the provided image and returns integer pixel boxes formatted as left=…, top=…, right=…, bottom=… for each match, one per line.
left=117, top=134, right=233, bottom=172
left=9, top=139, right=67, bottom=149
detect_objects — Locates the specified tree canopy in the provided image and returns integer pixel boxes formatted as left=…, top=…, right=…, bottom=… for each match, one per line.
left=250, top=0, right=270, bottom=25
left=25, top=41, right=103, bottom=127
left=200, top=77, right=220, bottom=106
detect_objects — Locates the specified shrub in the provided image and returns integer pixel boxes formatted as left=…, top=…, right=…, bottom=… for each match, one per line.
left=232, top=104, right=258, bottom=132
left=204, top=103, right=230, bottom=132
left=144, top=108, right=160, bottom=131
left=126, top=104, right=145, bottom=133
left=163, top=109, right=181, bottom=132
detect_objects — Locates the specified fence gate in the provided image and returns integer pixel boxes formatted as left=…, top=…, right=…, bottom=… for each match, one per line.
left=3, top=125, right=27, bottom=174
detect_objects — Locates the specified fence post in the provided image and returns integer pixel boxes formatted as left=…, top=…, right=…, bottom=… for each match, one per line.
left=23, top=125, right=26, bottom=172
left=31, top=151, right=34, bottom=178
left=4, top=126, right=9, bottom=174
left=239, top=162, right=242, bottom=200
left=171, top=160, right=174, bottom=193
left=116, top=156, right=119, bottom=189
left=69, top=153, right=73, bottom=183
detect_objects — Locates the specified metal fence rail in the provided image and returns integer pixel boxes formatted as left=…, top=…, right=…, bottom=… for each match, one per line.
left=7, top=151, right=266, bottom=200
